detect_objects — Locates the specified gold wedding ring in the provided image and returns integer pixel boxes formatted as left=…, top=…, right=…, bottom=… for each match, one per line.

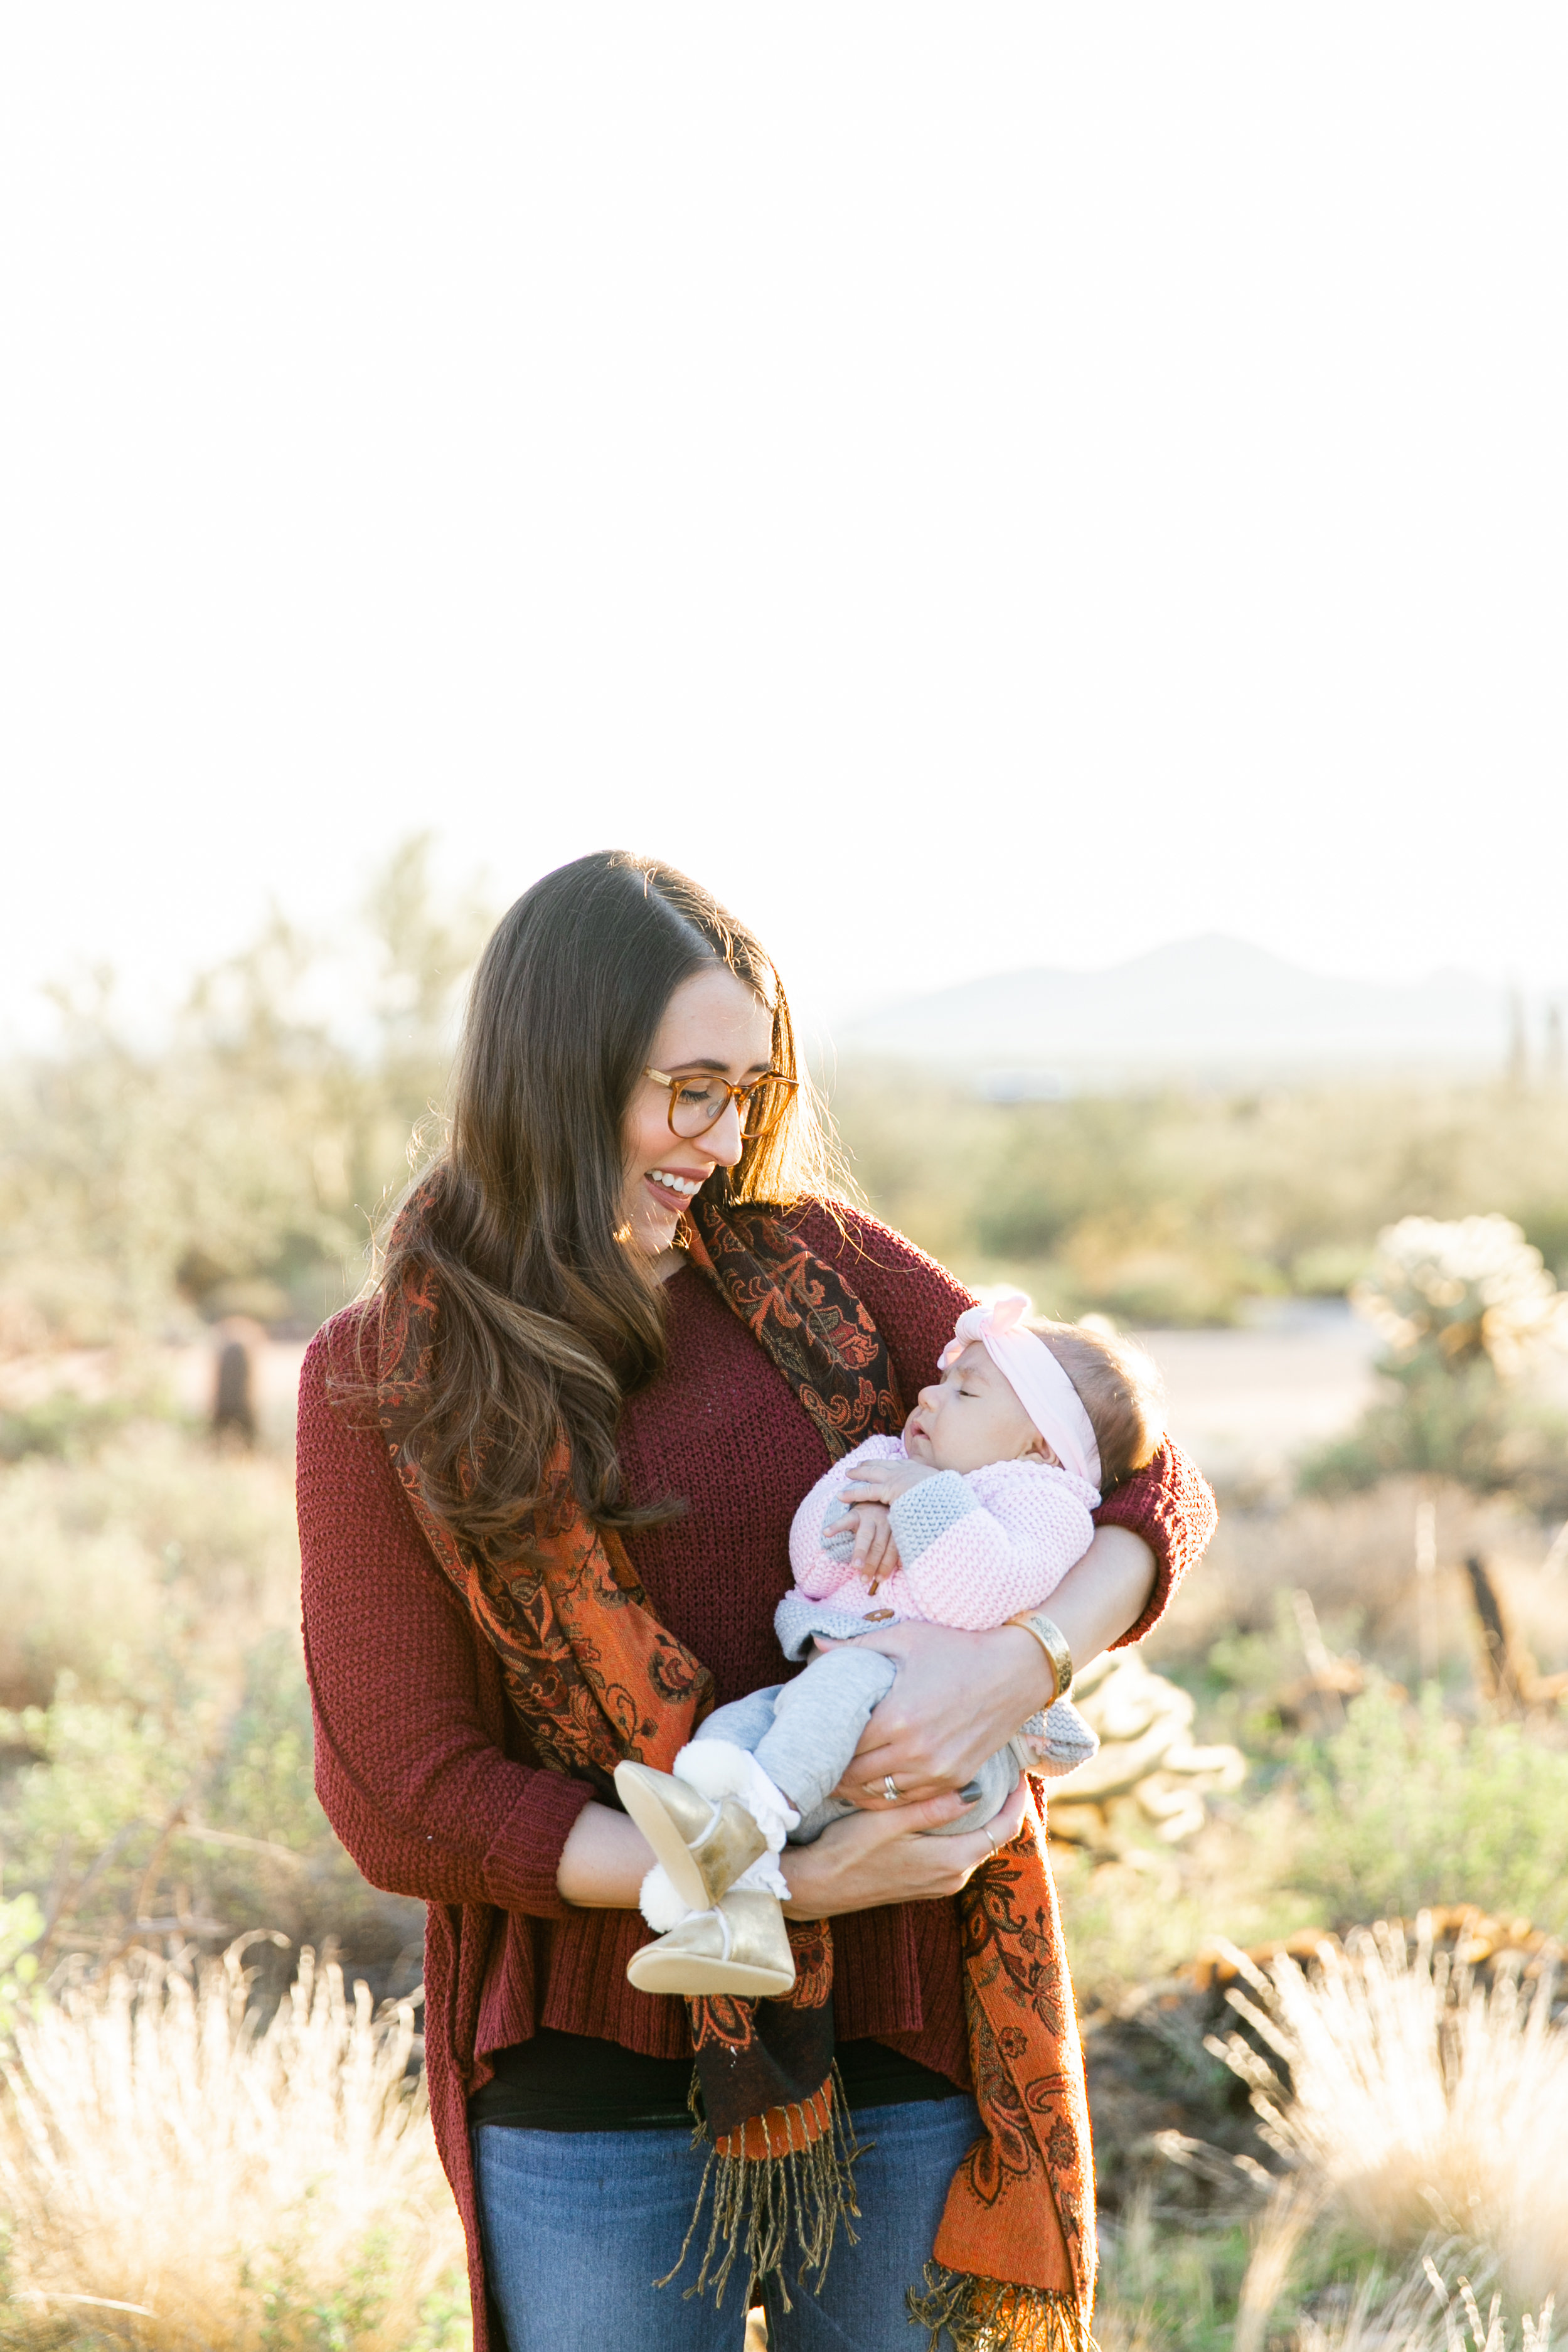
left=883, top=1775, right=900, bottom=1803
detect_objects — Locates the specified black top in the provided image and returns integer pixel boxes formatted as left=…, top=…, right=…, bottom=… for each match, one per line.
left=469, top=2030, right=961, bottom=2133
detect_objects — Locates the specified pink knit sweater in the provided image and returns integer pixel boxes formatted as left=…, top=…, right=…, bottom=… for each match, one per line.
left=787, top=1436, right=1099, bottom=1635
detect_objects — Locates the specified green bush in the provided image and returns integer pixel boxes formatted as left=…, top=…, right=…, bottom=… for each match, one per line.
left=0, top=837, right=489, bottom=1349
left=1296, top=1215, right=1568, bottom=1510
left=0, top=1893, right=43, bottom=2037
left=0, top=1392, right=139, bottom=1465
left=0, top=1425, right=414, bottom=1977
left=0, top=1424, right=301, bottom=1713
left=1291, top=1681, right=1568, bottom=1933
left=828, top=1069, right=1568, bottom=1329
left=1299, top=1359, right=1568, bottom=1514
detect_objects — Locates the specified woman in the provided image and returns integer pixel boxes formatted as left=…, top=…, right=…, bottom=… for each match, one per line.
left=297, top=852, right=1216, bottom=2352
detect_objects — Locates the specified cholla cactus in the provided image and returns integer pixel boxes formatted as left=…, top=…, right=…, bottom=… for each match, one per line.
left=1353, top=1215, right=1567, bottom=1379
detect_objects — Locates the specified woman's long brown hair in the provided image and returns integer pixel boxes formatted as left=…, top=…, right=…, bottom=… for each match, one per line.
left=363, top=851, right=839, bottom=1549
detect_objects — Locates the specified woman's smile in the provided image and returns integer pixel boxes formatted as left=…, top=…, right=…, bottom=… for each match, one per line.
left=643, top=1165, right=707, bottom=1205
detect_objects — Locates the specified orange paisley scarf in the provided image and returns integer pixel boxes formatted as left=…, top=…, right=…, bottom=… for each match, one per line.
left=373, top=1198, right=1095, bottom=2351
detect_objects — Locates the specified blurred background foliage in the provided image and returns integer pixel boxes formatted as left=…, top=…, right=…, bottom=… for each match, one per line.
left=0, top=838, right=491, bottom=1352
left=4, top=839, right=1568, bottom=1355
left=830, top=1066, right=1568, bottom=1331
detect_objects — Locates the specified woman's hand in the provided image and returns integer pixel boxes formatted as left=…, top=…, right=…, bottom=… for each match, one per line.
left=827, top=1619, right=1052, bottom=1807
left=838, top=1522, right=1159, bottom=1807
left=779, top=1775, right=1032, bottom=1919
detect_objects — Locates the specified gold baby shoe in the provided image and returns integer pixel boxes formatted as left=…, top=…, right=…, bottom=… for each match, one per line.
left=625, top=1888, right=797, bottom=2001
left=614, top=1760, right=770, bottom=1915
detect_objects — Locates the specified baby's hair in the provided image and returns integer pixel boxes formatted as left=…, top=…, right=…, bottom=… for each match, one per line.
left=1028, top=1318, right=1165, bottom=1491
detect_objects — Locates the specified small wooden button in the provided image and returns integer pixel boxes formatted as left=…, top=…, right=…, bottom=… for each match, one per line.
left=863, top=1608, right=895, bottom=1622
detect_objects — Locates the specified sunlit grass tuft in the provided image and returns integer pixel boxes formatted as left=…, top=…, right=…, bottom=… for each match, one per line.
left=1210, top=1924, right=1568, bottom=2313
left=0, top=1945, right=467, bottom=2352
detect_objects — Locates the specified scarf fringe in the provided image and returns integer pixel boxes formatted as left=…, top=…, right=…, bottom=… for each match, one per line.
left=907, top=2264, right=1095, bottom=2352
left=657, top=2065, right=863, bottom=2314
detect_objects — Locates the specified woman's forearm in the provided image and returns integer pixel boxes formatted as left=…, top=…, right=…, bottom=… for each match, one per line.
left=1037, top=1522, right=1158, bottom=1677
left=556, top=1800, right=656, bottom=1908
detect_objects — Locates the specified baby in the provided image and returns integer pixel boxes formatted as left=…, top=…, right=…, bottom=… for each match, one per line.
left=616, top=1290, right=1165, bottom=1999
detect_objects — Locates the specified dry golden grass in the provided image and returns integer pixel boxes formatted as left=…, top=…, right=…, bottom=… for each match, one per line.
left=1212, top=1925, right=1568, bottom=2314
left=0, top=1424, right=300, bottom=1716
left=0, top=1945, right=467, bottom=2352
left=1293, top=2265, right=1556, bottom=2352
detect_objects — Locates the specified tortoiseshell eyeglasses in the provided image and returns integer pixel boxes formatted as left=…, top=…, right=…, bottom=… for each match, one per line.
left=643, top=1066, right=799, bottom=1143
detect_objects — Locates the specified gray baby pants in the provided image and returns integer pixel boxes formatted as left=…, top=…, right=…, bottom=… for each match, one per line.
left=695, top=1646, right=1017, bottom=1844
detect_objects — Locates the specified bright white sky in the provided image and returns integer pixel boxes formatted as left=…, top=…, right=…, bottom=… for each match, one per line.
left=3, top=4, right=1564, bottom=1050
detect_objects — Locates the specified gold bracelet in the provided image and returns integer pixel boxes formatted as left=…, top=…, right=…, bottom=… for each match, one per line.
left=1008, top=1610, right=1073, bottom=1704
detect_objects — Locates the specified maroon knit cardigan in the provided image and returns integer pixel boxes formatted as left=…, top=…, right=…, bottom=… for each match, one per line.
left=297, top=1205, right=1216, bottom=2347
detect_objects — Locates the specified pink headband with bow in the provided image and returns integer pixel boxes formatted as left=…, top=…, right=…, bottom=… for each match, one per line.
left=939, top=1288, right=1102, bottom=1492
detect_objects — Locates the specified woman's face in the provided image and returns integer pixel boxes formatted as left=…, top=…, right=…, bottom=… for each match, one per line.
left=619, top=963, right=775, bottom=1263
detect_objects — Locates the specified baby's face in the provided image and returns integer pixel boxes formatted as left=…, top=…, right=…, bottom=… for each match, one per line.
left=904, top=1342, right=1052, bottom=1476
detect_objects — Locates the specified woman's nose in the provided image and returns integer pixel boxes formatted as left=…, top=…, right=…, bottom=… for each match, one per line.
left=704, top=1096, right=747, bottom=1167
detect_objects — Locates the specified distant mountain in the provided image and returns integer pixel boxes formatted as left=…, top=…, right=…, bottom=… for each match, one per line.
left=831, top=935, right=1535, bottom=1087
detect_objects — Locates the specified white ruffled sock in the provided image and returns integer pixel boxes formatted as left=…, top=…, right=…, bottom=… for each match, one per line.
left=673, top=1739, right=799, bottom=1852
left=639, top=1864, right=699, bottom=1935
left=728, top=1850, right=792, bottom=1901
left=637, top=1851, right=790, bottom=1937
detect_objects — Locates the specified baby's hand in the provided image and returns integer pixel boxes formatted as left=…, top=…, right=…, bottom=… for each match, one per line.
left=824, top=1501, right=900, bottom=1581
left=838, top=1457, right=939, bottom=1507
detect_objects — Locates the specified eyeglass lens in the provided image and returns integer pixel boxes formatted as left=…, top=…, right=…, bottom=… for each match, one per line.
left=668, top=1079, right=787, bottom=1140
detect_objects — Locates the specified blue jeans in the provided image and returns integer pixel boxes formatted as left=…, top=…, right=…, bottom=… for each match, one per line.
left=472, top=2092, right=983, bottom=2350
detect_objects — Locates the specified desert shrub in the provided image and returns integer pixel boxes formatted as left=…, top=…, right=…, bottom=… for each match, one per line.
left=1143, top=1483, right=1568, bottom=1726
left=0, top=1393, right=140, bottom=1467
left=0, top=1899, right=43, bottom=2039
left=197, top=1636, right=407, bottom=1959
left=1300, top=1364, right=1568, bottom=1516
left=1210, top=1927, right=1568, bottom=2309
left=1294, top=2268, right=1559, bottom=2352
left=0, top=1425, right=299, bottom=1713
left=1094, top=2194, right=1254, bottom=2352
left=1299, top=1219, right=1568, bottom=1514
left=0, top=1425, right=415, bottom=1980
left=0, top=1947, right=467, bottom=2352
left=0, top=1668, right=411, bottom=1978
left=0, top=838, right=488, bottom=1350
left=1051, top=1810, right=1317, bottom=2004
left=826, top=1071, right=1568, bottom=1328
left=1291, top=1683, right=1568, bottom=1935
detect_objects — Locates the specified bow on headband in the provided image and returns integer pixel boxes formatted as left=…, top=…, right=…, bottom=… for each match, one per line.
left=939, top=1288, right=1102, bottom=1492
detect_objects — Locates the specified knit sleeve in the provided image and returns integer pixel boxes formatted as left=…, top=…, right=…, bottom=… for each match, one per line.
left=1092, top=1436, right=1219, bottom=1646
left=297, top=1322, right=594, bottom=1921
